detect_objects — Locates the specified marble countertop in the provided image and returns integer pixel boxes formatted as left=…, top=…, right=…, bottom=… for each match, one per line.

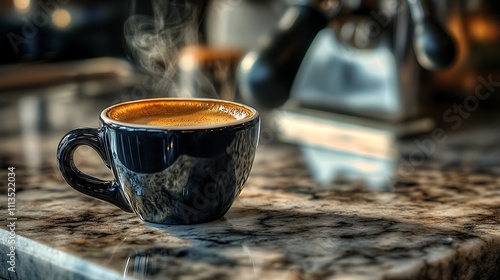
left=1, top=95, right=500, bottom=279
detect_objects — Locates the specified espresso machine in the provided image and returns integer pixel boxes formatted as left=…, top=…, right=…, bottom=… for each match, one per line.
left=237, top=0, right=460, bottom=187
left=238, top=0, right=458, bottom=118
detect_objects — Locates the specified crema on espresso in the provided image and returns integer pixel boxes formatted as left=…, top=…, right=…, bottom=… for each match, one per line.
left=107, top=99, right=253, bottom=127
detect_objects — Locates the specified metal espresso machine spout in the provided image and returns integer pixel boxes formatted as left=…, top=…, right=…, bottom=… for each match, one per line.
left=237, top=0, right=458, bottom=187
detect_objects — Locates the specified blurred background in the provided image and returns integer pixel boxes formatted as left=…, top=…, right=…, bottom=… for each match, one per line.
left=0, top=0, right=286, bottom=136
left=1, top=0, right=500, bottom=187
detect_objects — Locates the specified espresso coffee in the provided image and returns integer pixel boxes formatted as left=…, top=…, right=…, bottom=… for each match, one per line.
left=107, top=99, right=253, bottom=127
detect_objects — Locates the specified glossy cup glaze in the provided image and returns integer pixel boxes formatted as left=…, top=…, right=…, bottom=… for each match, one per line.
left=57, top=98, right=260, bottom=225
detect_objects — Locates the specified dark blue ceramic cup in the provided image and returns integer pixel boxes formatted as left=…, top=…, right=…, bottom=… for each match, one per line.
left=57, top=98, right=260, bottom=225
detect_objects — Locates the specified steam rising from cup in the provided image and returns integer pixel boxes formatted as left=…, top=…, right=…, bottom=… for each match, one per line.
left=124, top=0, right=201, bottom=97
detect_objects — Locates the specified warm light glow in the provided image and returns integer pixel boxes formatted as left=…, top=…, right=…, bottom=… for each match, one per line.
left=240, top=52, right=257, bottom=72
left=179, top=55, right=196, bottom=70
left=14, top=0, right=30, bottom=14
left=469, top=16, right=500, bottom=42
left=52, top=9, right=71, bottom=29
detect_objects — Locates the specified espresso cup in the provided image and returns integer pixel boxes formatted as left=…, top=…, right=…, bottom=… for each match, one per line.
left=57, top=98, right=260, bottom=225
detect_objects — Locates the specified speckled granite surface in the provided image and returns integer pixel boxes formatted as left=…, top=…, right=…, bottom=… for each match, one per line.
left=1, top=116, right=500, bottom=280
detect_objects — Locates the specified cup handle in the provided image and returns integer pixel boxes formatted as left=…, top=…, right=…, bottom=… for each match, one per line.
left=57, top=128, right=133, bottom=212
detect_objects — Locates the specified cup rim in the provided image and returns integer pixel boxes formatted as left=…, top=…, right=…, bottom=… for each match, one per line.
left=100, top=97, right=259, bottom=130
